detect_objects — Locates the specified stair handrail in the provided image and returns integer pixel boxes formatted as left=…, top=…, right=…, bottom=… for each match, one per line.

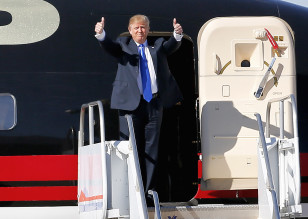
left=255, top=113, right=280, bottom=219
left=264, top=94, right=300, bottom=205
left=265, top=94, right=298, bottom=139
left=78, top=101, right=107, bottom=219
left=125, top=114, right=149, bottom=219
left=148, top=190, right=162, bottom=219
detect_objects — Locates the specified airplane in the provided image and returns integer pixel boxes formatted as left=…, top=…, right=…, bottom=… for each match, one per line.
left=0, top=0, right=308, bottom=218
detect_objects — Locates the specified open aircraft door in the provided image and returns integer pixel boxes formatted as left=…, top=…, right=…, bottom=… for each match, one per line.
left=197, top=17, right=296, bottom=191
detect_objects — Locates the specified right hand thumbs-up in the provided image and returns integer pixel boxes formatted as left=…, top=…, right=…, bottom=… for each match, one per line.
left=95, top=17, right=105, bottom=34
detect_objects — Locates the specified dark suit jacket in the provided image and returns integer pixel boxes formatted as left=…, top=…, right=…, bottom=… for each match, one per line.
left=100, top=35, right=183, bottom=111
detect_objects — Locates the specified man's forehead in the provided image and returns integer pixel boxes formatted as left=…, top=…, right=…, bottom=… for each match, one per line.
left=131, top=22, right=148, bottom=27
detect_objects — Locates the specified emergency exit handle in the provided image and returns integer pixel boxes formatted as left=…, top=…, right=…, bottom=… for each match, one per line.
left=254, top=57, right=276, bottom=99
left=255, top=87, right=264, bottom=99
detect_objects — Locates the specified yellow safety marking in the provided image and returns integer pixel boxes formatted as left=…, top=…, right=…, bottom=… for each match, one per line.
left=218, top=60, right=231, bottom=75
left=264, top=61, right=278, bottom=87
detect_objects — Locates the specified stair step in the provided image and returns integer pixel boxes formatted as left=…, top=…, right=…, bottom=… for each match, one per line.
left=148, top=204, right=259, bottom=219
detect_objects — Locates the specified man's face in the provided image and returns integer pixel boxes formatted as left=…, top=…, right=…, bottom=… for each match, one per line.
left=129, top=21, right=149, bottom=44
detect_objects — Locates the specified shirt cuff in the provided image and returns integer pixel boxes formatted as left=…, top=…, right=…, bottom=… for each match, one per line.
left=173, top=31, right=183, bottom=41
left=95, top=30, right=106, bottom=41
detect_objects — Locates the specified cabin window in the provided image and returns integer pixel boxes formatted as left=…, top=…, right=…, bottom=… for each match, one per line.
left=0, top=93, right=17, bottom=130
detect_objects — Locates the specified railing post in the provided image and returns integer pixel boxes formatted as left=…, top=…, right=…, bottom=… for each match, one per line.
left=279, top=100, right=284, bottom=139
left=262, top=94, right=301, bottom=216
left=89, top=105, right=94, bottom=145
left=148, top=190, right=162, bottom=219
left=125, top=115, right=149, bottom=219
left=290, top=95, right=301, bottom=206
left=78, top=101, right=107, bottom=219
left=255, top=113, right=280, bottom=219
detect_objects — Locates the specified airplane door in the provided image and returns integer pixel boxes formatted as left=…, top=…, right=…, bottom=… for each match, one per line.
left=197, top=17, right=296, bottom=190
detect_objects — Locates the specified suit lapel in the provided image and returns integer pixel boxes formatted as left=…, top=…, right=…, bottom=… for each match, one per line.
left=127, top=38, right=140, bottom=80
left=128, top=38, right=138, bottom=54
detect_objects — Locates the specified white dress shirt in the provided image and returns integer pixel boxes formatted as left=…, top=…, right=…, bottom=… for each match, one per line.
left=135, top=40, right=158, bottom=95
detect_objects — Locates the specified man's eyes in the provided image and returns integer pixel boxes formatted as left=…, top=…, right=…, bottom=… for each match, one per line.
left=134, top=26, right=146, bottom=30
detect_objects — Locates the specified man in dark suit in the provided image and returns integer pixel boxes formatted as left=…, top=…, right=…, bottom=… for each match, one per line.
left=94, top=15, right=183, bottom=196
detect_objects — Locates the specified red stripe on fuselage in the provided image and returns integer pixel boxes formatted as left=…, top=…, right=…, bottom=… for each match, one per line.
left=0, top=155, right=77, bottom=181
left=301, top=153, right=308, bottom=177
left=1, top=153, right=308, bottom=201
left=0, top=155, right=78, bottom=201
left=0, top=186, right=77, bottom=201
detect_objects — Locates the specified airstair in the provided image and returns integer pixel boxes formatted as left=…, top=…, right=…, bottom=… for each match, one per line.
left=78, top=101, right=160, bottom=219
left=77, top=101, right=260, bottom=219
left=77, top=96, right=302, bottom=218
left=255, top=95, right=301, bottom=218
left=77, top=17, right=303, bottom=219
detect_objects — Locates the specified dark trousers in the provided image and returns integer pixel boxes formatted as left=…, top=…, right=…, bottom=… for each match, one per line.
left=119, top=96, right=163, bottom=194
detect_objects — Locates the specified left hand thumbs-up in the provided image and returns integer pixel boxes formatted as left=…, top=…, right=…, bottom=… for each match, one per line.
left=173, top=18, right=183, bottom=35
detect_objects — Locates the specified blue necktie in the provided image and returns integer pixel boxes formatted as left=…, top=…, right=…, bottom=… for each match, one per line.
left=139, top=44, right=152, bottom=102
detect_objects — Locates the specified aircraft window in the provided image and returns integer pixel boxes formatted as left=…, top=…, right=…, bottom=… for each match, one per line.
left=0, top=11, right=12, bottom=26
left=0, top=94, right=17, bottom=130
left=241, top=60, right=250, bottom=67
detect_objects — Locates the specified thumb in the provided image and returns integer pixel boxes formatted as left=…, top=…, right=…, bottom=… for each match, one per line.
left=101, top=17, right=105, bottom=24
left=173, top=18, right=177, bottom=27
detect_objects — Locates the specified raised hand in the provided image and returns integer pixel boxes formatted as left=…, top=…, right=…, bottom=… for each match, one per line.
left=95, top=17, right=105, bottom=34
left=173, top=18, right=183, bottom=35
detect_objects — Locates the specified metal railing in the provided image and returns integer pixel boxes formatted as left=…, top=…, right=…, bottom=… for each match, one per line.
left=265, top=94, right=298, bottom=140
left=148, top=190, right=162, bottom=219
left=78, top=100, right=160, bottom=219
left=78, top=101, right=108, bottom=219
left=255, top=113, right=280, bottom=219
left=255, top=94, right=301, bottom=218
left=265, top=94, right=300, bottom=206
left=125, top=114, right=149, bottom=219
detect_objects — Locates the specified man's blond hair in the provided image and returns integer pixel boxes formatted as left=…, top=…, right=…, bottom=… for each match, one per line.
left=128, top=14, right=150, bottom=29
